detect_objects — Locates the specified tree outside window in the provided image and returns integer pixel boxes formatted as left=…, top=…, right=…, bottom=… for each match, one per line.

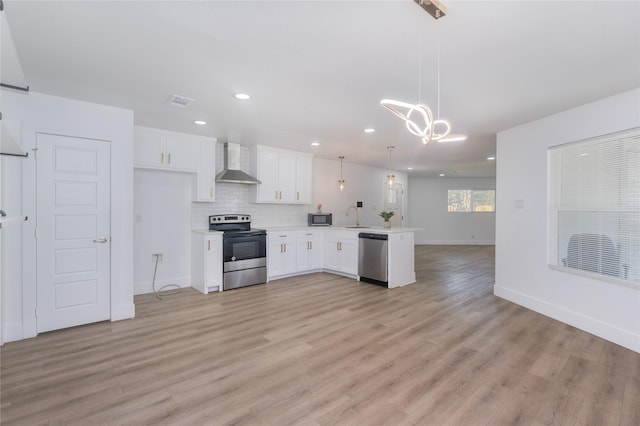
left=448, top=189, right=496, bottom=212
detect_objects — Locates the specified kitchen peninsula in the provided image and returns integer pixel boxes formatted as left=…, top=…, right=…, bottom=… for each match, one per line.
left=265, top=226, right=420, bottom=288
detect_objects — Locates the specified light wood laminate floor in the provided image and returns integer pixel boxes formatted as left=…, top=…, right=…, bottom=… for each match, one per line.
left=2, top=245, right=639, bottom=425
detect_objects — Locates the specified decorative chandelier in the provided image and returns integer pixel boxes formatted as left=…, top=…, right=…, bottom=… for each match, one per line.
left=380, top=100, right=450, bottom=145
left=380, top=0, right=465, bottom=146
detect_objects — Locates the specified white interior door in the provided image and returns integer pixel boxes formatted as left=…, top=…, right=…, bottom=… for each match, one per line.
left=383, top=183, right=403, bottom=227
left=36, top=133, right=110, bottom=333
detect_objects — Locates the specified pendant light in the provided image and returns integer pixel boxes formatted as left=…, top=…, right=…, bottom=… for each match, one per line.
left=387, top=146, right=395, bottom=187
left=380, top=0, right=465, bottom=145
left=338, top=155, right=345, bottom=191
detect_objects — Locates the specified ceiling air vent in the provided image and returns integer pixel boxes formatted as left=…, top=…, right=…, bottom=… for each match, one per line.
left=168, top=94, right=194, bottom=108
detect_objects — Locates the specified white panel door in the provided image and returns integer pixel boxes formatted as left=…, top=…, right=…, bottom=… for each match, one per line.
left=36, top=133, right=111, bottom=333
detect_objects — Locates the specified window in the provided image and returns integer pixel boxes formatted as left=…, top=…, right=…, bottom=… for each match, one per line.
left=447, top=189, right=496, bottom=212
left=549, top=127, right=639, bottom=284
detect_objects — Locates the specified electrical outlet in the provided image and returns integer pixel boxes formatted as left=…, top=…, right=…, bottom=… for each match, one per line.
left=152, top=253, right=163, bottom=262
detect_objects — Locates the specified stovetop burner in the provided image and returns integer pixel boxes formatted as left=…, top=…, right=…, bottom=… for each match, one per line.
left=208, top=214, right=265, bottom=236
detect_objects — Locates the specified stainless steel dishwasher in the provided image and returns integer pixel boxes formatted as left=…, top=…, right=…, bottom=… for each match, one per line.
left=358, top=232, right=388, bottom=286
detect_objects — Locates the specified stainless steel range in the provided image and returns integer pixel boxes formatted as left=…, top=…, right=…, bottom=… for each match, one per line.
left=209, top=215, right=267, bottom=290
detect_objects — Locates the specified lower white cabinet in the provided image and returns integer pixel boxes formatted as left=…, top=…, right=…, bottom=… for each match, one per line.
left=268, top=232, right=297, bottom=278
left=296, top=231, right=323, bottom=272
left=324, top=231, right=358, bottom=276
left=191, top=232, right=223, bottom=294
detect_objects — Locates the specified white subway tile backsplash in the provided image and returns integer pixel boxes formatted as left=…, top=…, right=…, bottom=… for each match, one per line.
left=192, top=143, right=308, bottom=228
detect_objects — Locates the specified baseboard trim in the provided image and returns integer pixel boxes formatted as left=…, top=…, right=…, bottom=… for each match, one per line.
left=415, top=239, right=495, bottom=245
left=134, top=277, right=191, bottom=296
left=111, top=303, right=135, bottom=321
left=494, top=285, right=640, bottom=353
left=3, top=322, right=24, bottom=343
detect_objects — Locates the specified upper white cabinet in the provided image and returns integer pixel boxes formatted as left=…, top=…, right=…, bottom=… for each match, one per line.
left=134, top=126, right=216, bottom=202
left=295, top=153, right=313, bottom=204
left=252, top=145, right=312, bottom=204
left=134, top=126, right=199, bottom=172
left=194, top=140, right=216, bottom=202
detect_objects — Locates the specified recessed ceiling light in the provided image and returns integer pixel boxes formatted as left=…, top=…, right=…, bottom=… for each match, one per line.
left=364, top=128, right=375, bottom=133
left=439, top=173, right=445, bottom=177
left=311, top=141, right=320, bottom=146
left=235, top=93, right=250, bottom=100
left=193, top=120, right=207, bottom=126
left=487, top=156, right=496, bottom=160
left=580, top=153, right=589, bottom=157
left=407, top=167, right=413, bottom=170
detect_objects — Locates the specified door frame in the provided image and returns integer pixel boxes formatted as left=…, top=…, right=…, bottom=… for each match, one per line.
left=21, top=123, right=120, bottom=338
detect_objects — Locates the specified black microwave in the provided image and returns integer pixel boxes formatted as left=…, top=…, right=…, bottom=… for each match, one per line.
left=308, top=213, right=332, bottom=226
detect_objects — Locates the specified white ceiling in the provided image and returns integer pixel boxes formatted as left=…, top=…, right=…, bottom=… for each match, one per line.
left=4, top=0, right=639, bottom=177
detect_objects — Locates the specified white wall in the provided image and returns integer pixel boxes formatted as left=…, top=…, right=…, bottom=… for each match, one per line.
left=408, top=177, right=496, bottom=245
left=495, top=88, right=640, bottom=353
left=1, top=91, right=135, bottom=343
left=134, top=170, right=193, bottom=294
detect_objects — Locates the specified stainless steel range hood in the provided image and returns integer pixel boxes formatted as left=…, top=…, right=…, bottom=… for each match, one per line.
left=215, top=142, right=261, bottom=184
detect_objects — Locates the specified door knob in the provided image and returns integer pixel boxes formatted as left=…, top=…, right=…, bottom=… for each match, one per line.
left=93, top=237, right=108, bottom=243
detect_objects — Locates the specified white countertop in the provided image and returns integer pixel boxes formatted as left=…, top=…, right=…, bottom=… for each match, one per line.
left=191, top=229, right=224, bottom=235
left=262, top=225, right=421, bottom=234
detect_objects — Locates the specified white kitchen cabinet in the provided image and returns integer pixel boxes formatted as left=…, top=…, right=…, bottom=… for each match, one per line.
left=191, top=232, right=223, bottom=294
left=134, top=126, right=199, bottom=172
left=193, top=139, right=216, bottom=202
left=296, top=230, right=323, bottom=272
left=324, top=231, right=358, bottom=276
left=135, top=126, right=216, bottom=202
left=268, top=231, right=297, bottom=278
left=295, top=153, right=313, bottom=204
left=252, top=145, right=312, bottom=204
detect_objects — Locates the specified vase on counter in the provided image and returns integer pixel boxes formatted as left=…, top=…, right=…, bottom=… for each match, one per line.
left=384, top=220, right=391, bottom=229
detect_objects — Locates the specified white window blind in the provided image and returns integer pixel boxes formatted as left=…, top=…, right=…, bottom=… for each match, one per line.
left=549, top=127, right=640, bottom=284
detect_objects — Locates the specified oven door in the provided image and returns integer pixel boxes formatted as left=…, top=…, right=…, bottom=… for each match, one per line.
left=223, top=232, right=266, bottom=263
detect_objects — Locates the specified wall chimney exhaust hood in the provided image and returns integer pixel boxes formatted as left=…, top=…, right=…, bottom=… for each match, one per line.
left=215, top=142, right=261, bottom=184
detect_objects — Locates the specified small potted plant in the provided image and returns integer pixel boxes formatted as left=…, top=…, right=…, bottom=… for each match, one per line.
left=379, top=211, right=395, bottom=228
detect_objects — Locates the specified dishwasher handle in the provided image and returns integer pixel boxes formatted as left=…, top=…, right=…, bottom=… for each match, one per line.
left=358, top=232, right=388, bottom=240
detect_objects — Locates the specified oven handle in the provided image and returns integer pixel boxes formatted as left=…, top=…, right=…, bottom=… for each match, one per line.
left=224, top=231, right=266, bottom=238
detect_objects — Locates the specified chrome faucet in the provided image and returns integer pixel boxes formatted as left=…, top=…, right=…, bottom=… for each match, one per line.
left=346, top=205, right=360, bottom=227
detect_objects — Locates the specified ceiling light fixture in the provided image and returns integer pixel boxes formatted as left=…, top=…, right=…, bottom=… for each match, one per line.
left=408, top=167, right=414, bottom=170
left=381, top=1, right=466, bottom=146
left=193, top=120, right=207, bottom=126
left=413, top=0, right=447, bottom=20
left=338, top=155, right=346, bottom=191
left=364, top=128, right=375, bottom=133
left=311, top=141, right=320, bottom=146
left=487, top=156, right=496, bottom=160
left=234, top=93, right=250, bottom=100
left=439, top=135, right=467, bottom=142
left=439, top=173, right=445, bottom=177
left=387, top=146, right=395, bottom=187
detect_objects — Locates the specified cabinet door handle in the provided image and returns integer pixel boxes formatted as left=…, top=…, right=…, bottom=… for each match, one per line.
left=161, top=153, right=164, bottom=164
left=280, top=243, right=284, bottom=253
left=284, top=243, right=287, bottom=253
left=275, top=190, right=278, bottom=200
left=168, top=153, right=171, bottom=164
left=208, top=240, right=211, bottom=251
left=297, top=191, right=300, bottom=201
left=210, top=187, right=213, bottom=198
left=310, top=241, right=313, bottom=250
